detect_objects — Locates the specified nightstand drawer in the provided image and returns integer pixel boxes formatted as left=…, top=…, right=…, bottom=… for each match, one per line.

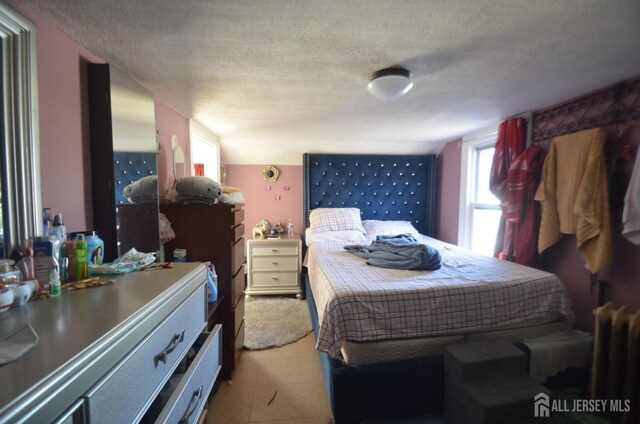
left=156, top=324, right=222, bottom=424
left=251, top=256, right=298, bottom=271
left=250, top=271, right=298, bottom=288
left=85, top=285, right=206, bottom=424
left=251, top=245, right=298, bottom=257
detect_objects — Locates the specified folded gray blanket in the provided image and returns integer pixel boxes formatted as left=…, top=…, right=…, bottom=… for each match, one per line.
left=344, top=234, right=442, bottom=270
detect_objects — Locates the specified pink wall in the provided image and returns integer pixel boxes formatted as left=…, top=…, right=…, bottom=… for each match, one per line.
left=155, top=99, right=190, bottom=200
left=225, top=165, right=303, bottom=242
left=7, top=0, right=103, bottom=233
left=437, top=111, right=640, bottom=332
left=436, top=139, right=462, bottom=244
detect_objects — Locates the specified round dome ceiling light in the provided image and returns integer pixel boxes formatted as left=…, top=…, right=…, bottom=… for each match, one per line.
left=367, top=67, right=414, bottom=101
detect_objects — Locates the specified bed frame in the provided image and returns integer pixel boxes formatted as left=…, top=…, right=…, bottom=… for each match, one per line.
left=302, top=153, right=442, bottom=423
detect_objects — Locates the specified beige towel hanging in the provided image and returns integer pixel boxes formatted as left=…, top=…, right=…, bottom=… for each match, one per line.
left=535, top=128, right=612, bottom=273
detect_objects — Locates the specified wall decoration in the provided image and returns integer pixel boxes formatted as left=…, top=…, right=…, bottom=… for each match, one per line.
left=263, top=165, right=280, bottom=182
left=264, top=185, right=271, bottom=191
left=274, top=195, right=281, bottom=200
left=283, top=185, right=290, bottom=191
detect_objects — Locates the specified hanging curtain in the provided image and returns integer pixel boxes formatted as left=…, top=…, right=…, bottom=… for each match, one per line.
left=490, top=118, right=526, bottom=260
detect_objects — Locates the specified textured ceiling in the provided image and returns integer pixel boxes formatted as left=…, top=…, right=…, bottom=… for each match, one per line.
left=18, top=0, right=640, bottom=164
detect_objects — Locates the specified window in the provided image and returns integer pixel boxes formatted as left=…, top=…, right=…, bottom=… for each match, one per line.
left=189, top=120, right=220, bottom=182
left=458, top=128, right=501, bottom=256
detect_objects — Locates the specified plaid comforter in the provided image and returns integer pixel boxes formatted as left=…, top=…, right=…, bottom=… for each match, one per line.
left=306, top=236, right=574, bottom=361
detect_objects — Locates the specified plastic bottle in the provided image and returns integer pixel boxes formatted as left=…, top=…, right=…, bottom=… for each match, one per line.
left=50, top=214, right=67, bottom=242
left=287, top=219, right=294, bottom=236
left=65, top=241, right=77, bottom=282
left=49, top=268, right=61, bottom=297
left=206, top=264, right=218, bottom=303
left=75, top=234, right=88, bottom=280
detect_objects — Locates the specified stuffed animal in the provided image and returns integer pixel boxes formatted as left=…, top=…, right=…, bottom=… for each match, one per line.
left=253, top=219, right=270, bottom=239
left=123, top=175, right=158, bottom=204
left=219, top=186, right=245, bottom=204
left=175, top=176, right=222, bottom=204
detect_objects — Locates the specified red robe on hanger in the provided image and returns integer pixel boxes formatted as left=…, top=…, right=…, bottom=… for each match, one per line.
left=490, top=118, right=526, bottom=260
left=504, top=145, right=547, bottom=266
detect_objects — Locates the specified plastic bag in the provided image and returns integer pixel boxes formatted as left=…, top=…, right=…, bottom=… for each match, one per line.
left=159, top=212, right=175, bottom=244
left=90, top=248, right=156, bottom=274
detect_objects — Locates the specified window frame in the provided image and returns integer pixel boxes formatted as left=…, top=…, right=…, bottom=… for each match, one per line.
left=189, top=119, right=221, bottom=182
left=458, top=127, right=499, bottom=249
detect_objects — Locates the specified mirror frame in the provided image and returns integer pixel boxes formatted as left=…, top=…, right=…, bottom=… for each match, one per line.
left=0, top=4, right=42, bottom=257
left=262, top=165, right=279, bottom=182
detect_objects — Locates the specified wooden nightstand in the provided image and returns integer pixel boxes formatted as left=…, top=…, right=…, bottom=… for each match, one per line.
left=246, top=234, right=303, bottom=299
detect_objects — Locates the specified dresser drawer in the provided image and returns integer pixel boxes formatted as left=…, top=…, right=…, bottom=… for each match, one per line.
left=250, top=271, right=298, bottom=288
left=156, top=324, right=222, bottom=424
left=233, top=223, right=244, bottom=243
left=85, top=285, right=206, bottom=424
left=234, top=295, right=245, bottom=336
left=251, top=245, right=298, bottom=257
left=232, top=268, right=245, bottom=306
left=251, top=256, right=298, bottom=271
left=232, top=238, right=245, bottom=273
left=234, top=207, right=244, bottom=226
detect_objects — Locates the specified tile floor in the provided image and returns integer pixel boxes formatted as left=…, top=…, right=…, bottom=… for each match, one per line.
left=206, top=333, right=334, bottom=424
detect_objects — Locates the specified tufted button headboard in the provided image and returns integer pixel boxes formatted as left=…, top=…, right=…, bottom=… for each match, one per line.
left=303, top=153, right=437, bottom=236
left=113, top=152, right=157, bottom=205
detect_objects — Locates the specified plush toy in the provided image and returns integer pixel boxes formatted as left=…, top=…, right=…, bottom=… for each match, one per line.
left=219, top=186, right=245, bottom=204
left=175, top=176, right=222, bottom=204
left=123, top=175, right=158, bottom=204
left=253, top=219, right=270, bottom=239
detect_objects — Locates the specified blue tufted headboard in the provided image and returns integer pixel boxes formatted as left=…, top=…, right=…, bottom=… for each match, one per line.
left=113, top=152, right=157, bottom=205
left=303, top=153, right=437, bottom=236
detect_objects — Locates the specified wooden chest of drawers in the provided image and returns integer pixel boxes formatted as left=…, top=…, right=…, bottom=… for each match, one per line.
left=246, top=235, right=302, bottom=299
left=161, top=203, right=245, bottom=380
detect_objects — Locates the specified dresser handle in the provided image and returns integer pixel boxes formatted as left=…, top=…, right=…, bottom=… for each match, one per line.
left=179, top=386, right=203, bottom=424
left=271, top=276, right=278, bottom=280
left=154, top=330, right=185, bottom=367
left=271, top=249, right=278, bottom=252
left=271, top=261, right=278, bottom=265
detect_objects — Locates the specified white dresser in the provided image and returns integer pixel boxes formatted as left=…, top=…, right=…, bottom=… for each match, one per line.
left=0, top=263, right=221, bottom=424
left=246, top=235, right=302, bottom=299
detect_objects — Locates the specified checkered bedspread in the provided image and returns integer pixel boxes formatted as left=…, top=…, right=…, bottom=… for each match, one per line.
left=306, top=236, right=575, bottom=360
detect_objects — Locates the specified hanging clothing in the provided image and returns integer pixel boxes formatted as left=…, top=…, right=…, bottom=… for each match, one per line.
left=622, top=149, right=640, bottom=245
left=535, top=128, right=612, bottom=273
left=490, top=117, right=527, bottom=260
left=503, top=144, right=546, bottom=266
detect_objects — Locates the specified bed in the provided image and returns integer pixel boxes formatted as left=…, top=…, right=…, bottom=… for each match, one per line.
left=302, top=153, right=574, bottom=423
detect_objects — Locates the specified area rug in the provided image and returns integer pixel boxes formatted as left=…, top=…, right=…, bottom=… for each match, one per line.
left=243, top=296, right=312, bottom=350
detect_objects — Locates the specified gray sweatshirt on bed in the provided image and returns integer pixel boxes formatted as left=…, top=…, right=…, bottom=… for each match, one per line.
left=343, top=234, right=442, bottom=270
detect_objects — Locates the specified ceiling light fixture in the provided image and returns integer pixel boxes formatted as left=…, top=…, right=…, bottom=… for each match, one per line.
left=367, top=67, right=413, bottom=101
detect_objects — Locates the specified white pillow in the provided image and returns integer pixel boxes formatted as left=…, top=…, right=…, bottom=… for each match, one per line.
left=362, top=220, right=421, bottom=239
left=308, top=208, right=365, bottom=235
left=304, top=228, right=367, bottom=246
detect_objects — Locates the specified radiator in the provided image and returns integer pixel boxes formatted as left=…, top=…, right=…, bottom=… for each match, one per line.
left=591, top=302, right=640, bottom=423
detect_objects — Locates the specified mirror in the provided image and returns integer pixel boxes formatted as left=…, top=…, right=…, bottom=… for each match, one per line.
left=0, top=4, right=42, bottom=258
left=263, top=165, right=280, bottom=182
left=87, top=64, right=159, bottom=262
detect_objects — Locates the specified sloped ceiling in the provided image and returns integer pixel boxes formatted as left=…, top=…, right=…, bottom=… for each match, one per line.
left=18, top=0, right=640, bottom=164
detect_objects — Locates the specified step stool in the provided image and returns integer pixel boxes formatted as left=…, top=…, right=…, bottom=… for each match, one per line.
left=445, top=341, right=552, bottom=424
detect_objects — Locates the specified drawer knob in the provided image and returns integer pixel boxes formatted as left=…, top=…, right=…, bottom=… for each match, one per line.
left=271, top=276, right=278, bottom=280
left=154, top=330, right=185, bottom=367
left=180, top=385, right=204, bottom=424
